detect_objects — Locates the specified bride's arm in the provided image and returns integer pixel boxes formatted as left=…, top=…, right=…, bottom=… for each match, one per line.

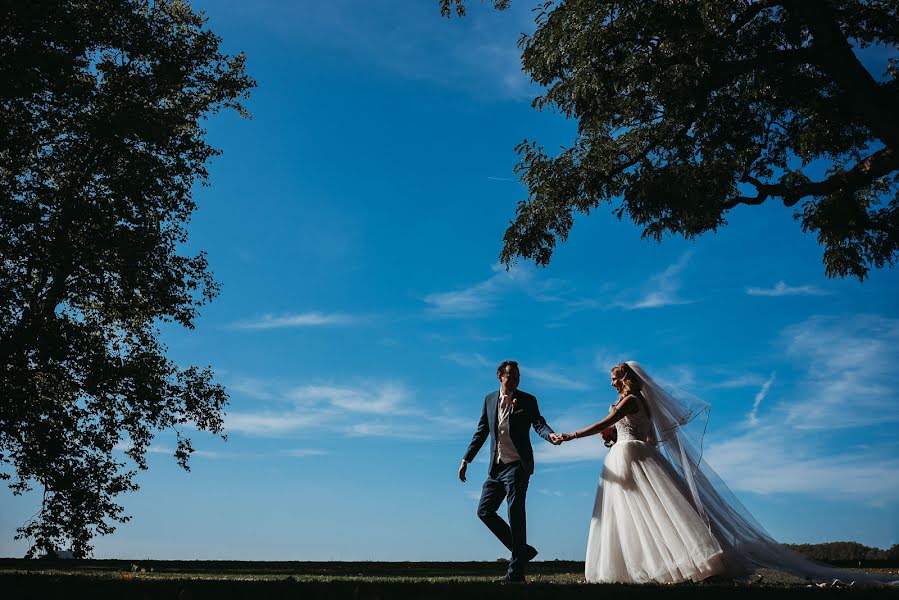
left=563, top=395, right=639, bottom=441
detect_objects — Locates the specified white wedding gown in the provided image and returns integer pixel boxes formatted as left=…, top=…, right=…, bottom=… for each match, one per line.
left=585, top=400, right=732, bottom=583
left=583, top=379, right=899, bottom=587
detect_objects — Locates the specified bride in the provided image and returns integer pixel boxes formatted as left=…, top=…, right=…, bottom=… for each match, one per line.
left=556, top=361, right=897, bottom=586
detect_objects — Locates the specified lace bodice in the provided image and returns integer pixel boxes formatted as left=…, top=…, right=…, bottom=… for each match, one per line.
left=614, top=399, right=653, bottom=443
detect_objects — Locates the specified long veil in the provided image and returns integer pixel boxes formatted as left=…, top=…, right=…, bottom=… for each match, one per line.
left=627, top=361, right=897, bottom=586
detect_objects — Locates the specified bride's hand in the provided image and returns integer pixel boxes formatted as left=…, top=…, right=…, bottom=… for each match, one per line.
left=560, top=432, right=577, bottom=442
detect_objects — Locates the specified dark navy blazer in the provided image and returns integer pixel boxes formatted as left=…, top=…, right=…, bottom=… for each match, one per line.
left=463, top=389, right=555, bottom=476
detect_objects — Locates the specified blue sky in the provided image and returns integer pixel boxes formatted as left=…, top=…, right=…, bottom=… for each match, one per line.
left=2, top=0, right=898, bottom=560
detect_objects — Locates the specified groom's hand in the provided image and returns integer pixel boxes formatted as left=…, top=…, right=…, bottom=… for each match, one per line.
left=549, top=433, right=563, bottom=445
left=458, top=460, right=468, bottom=482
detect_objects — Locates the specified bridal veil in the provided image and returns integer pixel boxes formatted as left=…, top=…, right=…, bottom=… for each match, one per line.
left=627, top=360, right=897, bottom=586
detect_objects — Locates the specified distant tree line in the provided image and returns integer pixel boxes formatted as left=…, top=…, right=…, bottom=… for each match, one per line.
left=786, top=542, right=899, bottom=564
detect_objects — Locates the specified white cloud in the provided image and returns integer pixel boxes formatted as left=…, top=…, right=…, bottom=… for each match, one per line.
left=550, top=298, right=603, bottom=321
left=147, top=445, right=223, bottom=459
left=708, top=373, right=769, bottom=389
left=347, top=423, right=391, bottom=437
left=425, top=330, right=509, bottom=344
left=594, top=353, right=621, bottom=373
left=224, top=411, right=327, bottom=437
left=231, top=312, right=356, bottom=330
left=616, top=252, right=694, bottom=310
left=281, top=448, right=329, bottom=458
left=224, top=382, right=411, bottom=436
left=341, top=401, right=476, bottom=439
left=653, top=365, right=697, bottom=391
left=746, top=281, right=830, bottom=297
left=113, top=441, right=132, bottom=452
left=346, top=422, right=437, bottom=440
left=424, top=288, right=493, bottom=318
left=425, top=266, right=583, bottom=320
left=443, top=352, right=492, bottom=368
left=593, top=348, right=639, bottom=376
left=698, top=315, right=899, bottom=504
left=424, top=414, right=477, bottom=431
left=441, top=352, right=589, bottom=391
left=286, top=383, right=410, bottom=415
left=517, top=317, right=899, bottom=508
left=424, top=263, right=533, bottom=318
left=782, top=315, right=899, bottom=430
left=227, top=377, right=278, bottom=401
left=705, top=427, right=899, bottom=503
left=223, top=377, right=475, bottom=442
left=527, top=367, right=590, bottom=391
left=747, top=372, right=776, bottom=426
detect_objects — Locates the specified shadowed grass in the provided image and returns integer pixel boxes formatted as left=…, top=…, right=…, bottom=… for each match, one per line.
left=0, top=560, right=896, bottom=599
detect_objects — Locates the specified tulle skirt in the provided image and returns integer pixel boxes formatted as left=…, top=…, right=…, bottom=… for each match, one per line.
left=585, top=439, right=731, bottom=583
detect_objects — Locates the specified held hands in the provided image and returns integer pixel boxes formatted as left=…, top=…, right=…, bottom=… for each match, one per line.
left=550, top=432, right=578, bottom=444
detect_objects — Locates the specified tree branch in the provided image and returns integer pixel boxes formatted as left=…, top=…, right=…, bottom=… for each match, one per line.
left=707, top=46, right=820, bottom=87
left=724, top=0, right=782, bottom=38
left=784, top=0, right=899, bottom=150
left=726, top=146, right=898, bottom=209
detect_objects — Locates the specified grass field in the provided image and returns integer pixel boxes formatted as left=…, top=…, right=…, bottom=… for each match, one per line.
left=1, top=559, right=896, bottom=599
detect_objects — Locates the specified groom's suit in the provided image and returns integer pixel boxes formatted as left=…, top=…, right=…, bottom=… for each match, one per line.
left=463, top=389, right=554, bottom=579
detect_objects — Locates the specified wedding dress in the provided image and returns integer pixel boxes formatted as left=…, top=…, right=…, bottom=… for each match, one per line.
left=583, top=361, right=898, bottom=586
left=585, top=390, right=731, bottom=582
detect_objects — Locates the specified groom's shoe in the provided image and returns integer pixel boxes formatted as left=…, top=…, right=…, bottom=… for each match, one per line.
left=495, top=574, right=526, bottom=584
left=524, top=545, right=539, bottom=562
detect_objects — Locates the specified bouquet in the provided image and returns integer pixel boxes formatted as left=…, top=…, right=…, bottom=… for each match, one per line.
left=601, top=426, right=617, bottom=448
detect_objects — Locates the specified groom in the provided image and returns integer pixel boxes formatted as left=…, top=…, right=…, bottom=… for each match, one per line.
left=458, top=360, right=561, bottom=583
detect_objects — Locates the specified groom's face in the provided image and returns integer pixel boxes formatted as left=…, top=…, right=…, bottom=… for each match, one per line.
left=498, top=365, right=520, bottom=392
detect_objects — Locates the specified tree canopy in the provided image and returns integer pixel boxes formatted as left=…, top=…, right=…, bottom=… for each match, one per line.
left=0, top=0, right=254, bottom=557
left=442, top=0, right=899, bottom=280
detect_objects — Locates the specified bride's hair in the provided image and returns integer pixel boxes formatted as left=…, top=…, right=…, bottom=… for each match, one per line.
left=612, top=362, right=643, bottom=397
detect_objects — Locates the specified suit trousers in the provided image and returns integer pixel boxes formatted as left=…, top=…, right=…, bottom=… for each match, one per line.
left=477, top=460, right=530, bottom=577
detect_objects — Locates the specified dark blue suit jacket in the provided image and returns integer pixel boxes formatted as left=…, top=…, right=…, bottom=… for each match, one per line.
left=463, top=389, right=555, bottom=476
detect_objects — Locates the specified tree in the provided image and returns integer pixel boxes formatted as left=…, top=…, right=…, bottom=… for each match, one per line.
left=442, top=0, right=899, bottom=280
left=0, top=0, right=254, bottom=557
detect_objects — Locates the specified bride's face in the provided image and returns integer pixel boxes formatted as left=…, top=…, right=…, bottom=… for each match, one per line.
left=610, top=373, right=621, bottom=392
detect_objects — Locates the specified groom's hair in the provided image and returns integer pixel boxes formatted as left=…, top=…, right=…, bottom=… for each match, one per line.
left=496, top=360, right=519, bottom=375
